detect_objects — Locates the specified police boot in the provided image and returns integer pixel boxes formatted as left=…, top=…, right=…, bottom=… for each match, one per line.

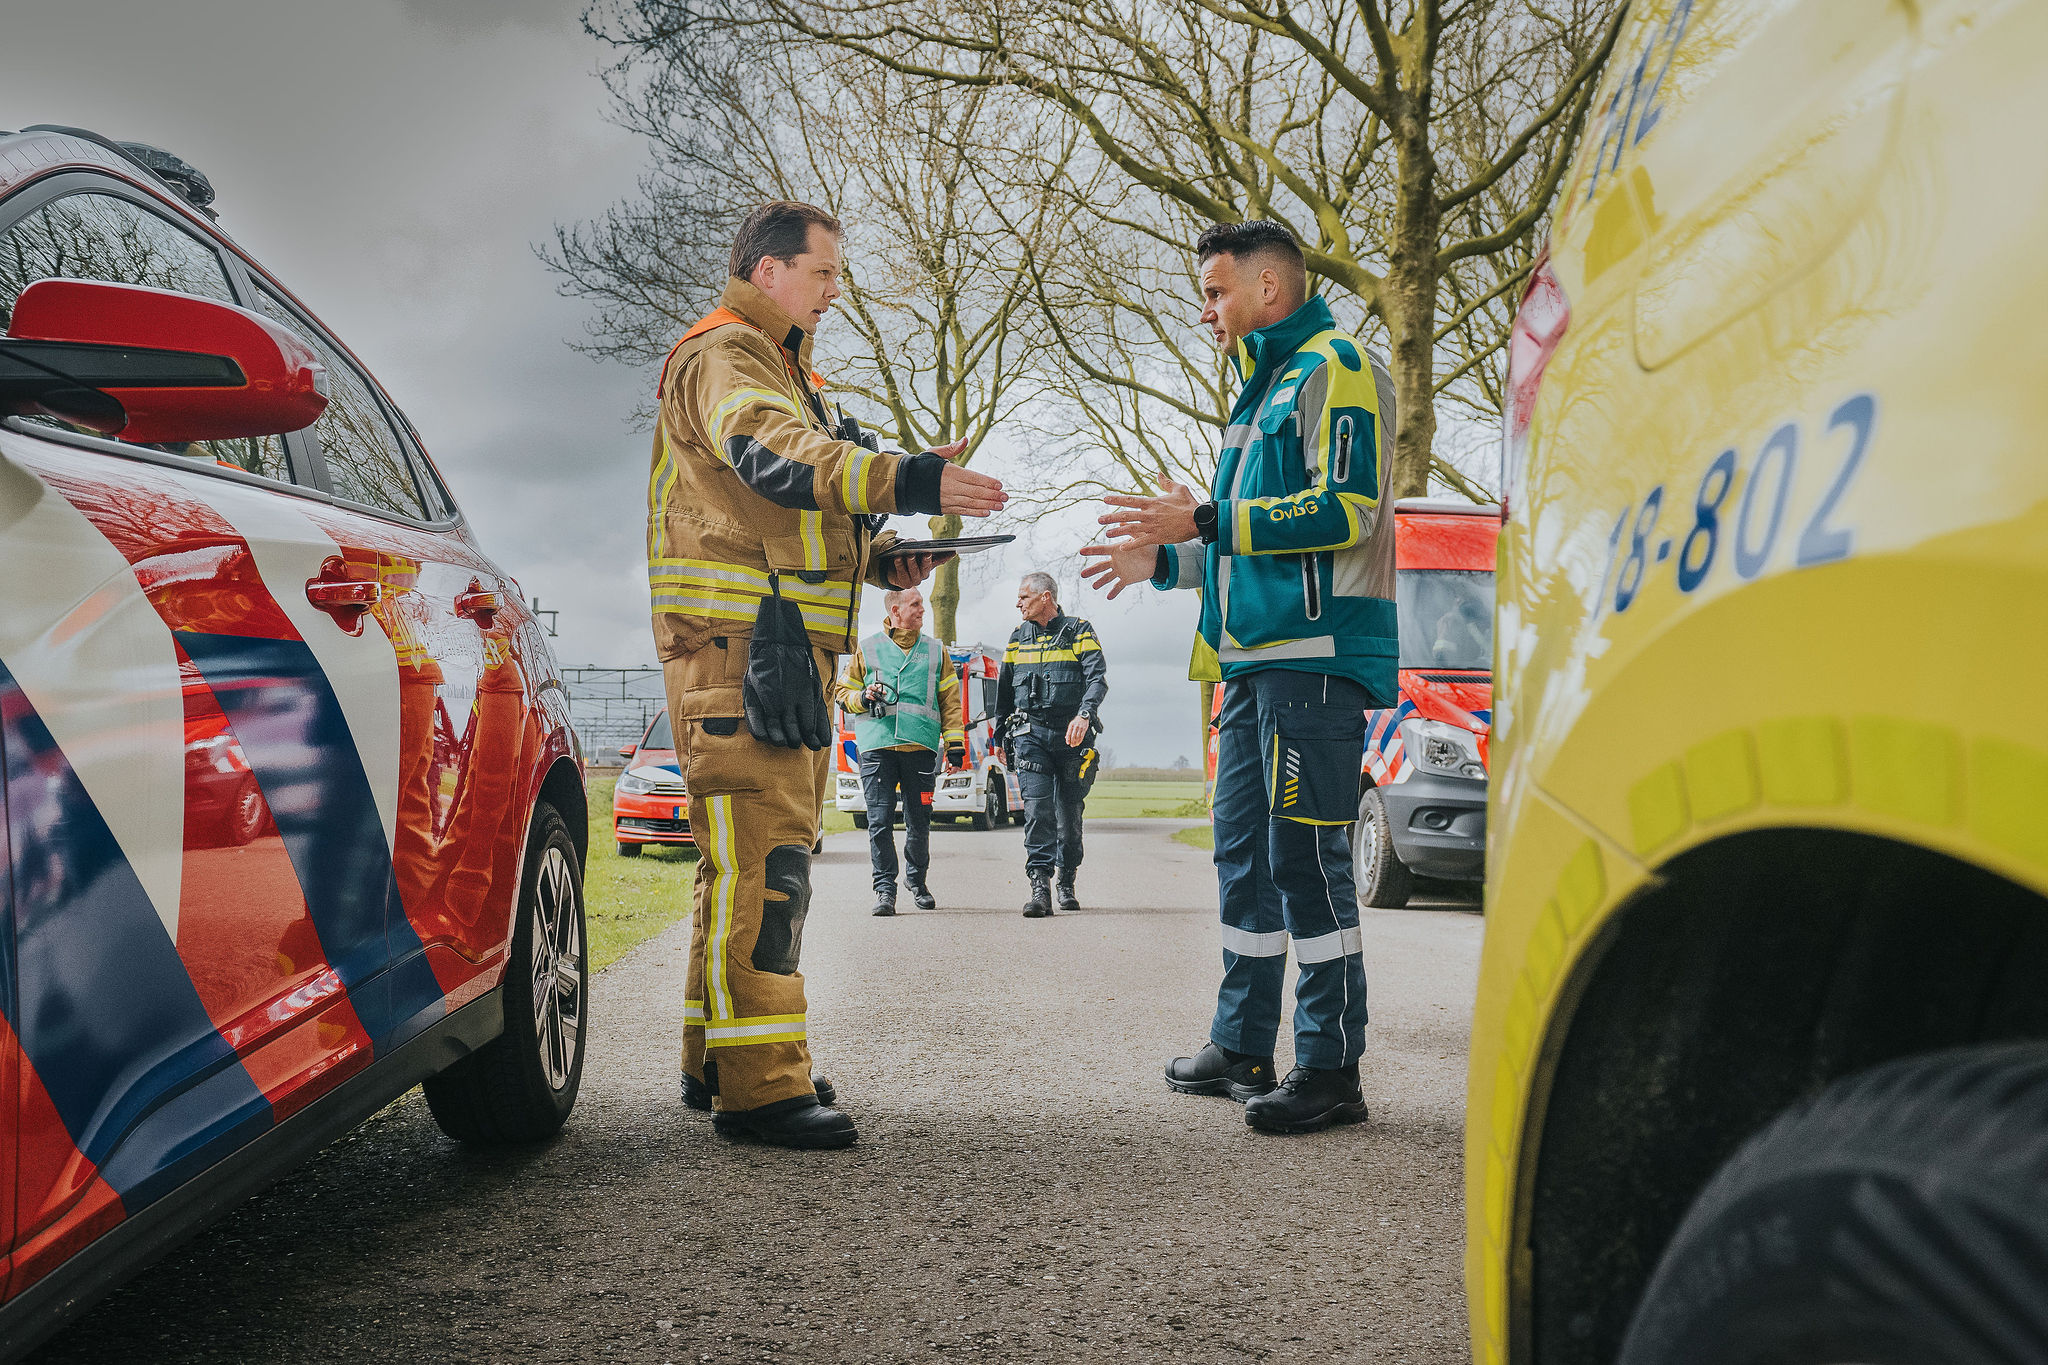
left=871, top=884, right=897, bottom=917
left=1022, top=873, right=1054, bottom=918
left=1244, top=1063, right=1369, bottom=1134
left=1164, top=1042, right=1276, bottom=1102
left=683, top=1071, right=836, bottom=1112
left=1055, top=873, right=1080, bottom=914
left=712, top=1094, right=858, bottom=1150
left=906, top=878, right=937, bottom=911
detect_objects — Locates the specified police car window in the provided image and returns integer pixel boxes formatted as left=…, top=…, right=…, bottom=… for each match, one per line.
left=644, top=711, right=675, bottom=751
left=1396, top=569, right=1495, bottom=671
left=0, top=192, right=292, bottom=482
left=249, top=286, right=428, bottom=520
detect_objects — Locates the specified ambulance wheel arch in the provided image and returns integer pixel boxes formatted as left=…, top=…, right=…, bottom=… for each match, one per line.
left=1513, top=830, right=2048, bottom=1364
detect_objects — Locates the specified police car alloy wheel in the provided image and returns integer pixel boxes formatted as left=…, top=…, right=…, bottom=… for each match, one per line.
left=423, top=800, right=589, bottom=1143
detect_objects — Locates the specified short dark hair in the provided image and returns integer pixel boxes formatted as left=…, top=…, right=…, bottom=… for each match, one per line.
left=730, top=201, right=843, bottom=283
left=1195, top=220, right=1307, bottom=299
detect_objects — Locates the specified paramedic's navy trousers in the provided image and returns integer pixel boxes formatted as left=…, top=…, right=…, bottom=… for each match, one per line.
left=1208, top=669, right=1371, bottom=1069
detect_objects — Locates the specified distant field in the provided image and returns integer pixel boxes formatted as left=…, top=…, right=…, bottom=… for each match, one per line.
left=1084, top=779, right=1208, bottom=819
left=1099, top=766, right=1207, bottom=782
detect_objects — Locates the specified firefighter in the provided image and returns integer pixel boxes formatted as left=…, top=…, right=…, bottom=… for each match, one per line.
left=837, top=585, right=965, bottom=916
left=1081, top=220, right=1392, bottom=1135
left=652, top=201, right=1005, bottom=1149
left=993, top=572, right=1108, bottom=918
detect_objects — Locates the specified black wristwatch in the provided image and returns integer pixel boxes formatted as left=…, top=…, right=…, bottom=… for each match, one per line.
left=1192, top=500, right=1220, bottom=545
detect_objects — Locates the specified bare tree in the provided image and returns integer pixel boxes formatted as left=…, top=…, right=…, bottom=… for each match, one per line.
left=548, top=7, right=1067, bottom=641
left=741, top=0, right=1624, bottom=502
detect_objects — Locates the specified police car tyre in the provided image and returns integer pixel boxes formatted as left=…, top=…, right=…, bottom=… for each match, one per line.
left=616, top=840, right=643, bottom=858
left=423, top=801, right=587, bottom=1145
left=1618, top=1041, right=2048, bottom=1365
left=1354, top=786, right=1413, bottom=909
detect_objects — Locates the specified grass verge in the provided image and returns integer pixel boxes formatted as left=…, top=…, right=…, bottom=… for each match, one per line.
left=1171, top=824, right=1215, bottom=852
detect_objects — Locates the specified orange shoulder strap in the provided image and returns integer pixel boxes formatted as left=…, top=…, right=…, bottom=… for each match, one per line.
left=656, top=307, right=753, bottom=396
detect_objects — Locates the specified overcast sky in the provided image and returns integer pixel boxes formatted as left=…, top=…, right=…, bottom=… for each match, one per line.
left=1, top=0, right=1208, bottom=766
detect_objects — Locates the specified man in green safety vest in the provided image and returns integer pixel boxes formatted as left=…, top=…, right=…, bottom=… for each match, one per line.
left=837, top=586, right=964, bottom=916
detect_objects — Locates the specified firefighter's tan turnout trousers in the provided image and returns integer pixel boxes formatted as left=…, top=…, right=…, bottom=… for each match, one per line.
left=666, top=640, right=834, bottom=1112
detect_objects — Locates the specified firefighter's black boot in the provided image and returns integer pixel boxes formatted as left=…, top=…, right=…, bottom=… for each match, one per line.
left=906, top=878, right=937, bottom=911
left=1244, top=1063, right=1369, bottom=1134
left=1165, top=1042, right=1276, bottom=1102
left=712, top=1094, right=857, bottom=1150
left=1055, top=873, right=1080, bottom=914
left=1023, top=873, right=1054, bottom=918
left=684, top=1071, right=836, bottom=1112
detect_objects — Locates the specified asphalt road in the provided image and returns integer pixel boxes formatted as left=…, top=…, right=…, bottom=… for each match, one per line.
left=35, top=818, right=1484, bottom=1364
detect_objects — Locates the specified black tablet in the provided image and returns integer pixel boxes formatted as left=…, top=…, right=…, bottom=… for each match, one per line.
left=876, top=534, right=1016, bottom=560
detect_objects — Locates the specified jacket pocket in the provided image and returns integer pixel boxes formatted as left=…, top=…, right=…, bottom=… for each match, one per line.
left=764, top=526, right=856, bottom=585
left=1265, top=700, right=1366, bottom=825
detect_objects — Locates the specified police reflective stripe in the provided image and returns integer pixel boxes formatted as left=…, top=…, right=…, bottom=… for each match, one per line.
left=707, top=386, right=801, bottom=449
left=1220, top=924, right=1289, bottom=957
left=701, top=795, right=738, bottom=1022
left=704, top=1012, right=808, bottom=1048
left=1293, top=926, right=1363, bottom=963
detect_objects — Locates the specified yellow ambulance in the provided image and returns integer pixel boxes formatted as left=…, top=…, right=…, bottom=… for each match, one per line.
left=1476, top=1, right=2048, bottom=1360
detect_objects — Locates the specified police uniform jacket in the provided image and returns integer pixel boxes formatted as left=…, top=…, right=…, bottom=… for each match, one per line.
left=993, top=614, right=1108, bottom=738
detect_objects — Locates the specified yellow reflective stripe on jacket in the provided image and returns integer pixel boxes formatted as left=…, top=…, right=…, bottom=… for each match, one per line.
left=650, top=431, right=680, bottom=508
left=840, top=448, right=882, bottom=514
left=707, top=386, right=802, bottom=451
left=798, top=510, right=827, bottom=573
left=647, top=558, right=853, bottom=630
left=683, top=999, right=705, bottom=1024
left=1071, top=635, right=1102, bottom=654
left=1007, top=645, right=1081, bottom=663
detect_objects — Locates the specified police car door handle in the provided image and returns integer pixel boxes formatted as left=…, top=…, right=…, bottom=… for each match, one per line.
left=455, top=580, right=503, bottom=628
left=304, top=555, right=382, bottom=635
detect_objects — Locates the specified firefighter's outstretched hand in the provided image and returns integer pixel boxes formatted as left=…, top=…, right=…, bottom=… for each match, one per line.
left=1079, top=539, right=1158, bottom=600
left=933, top=437, right=1006, bottom=518
left=1099, top=478, right=1200, bottom=547
left=743, top=592, right=833, bottom=750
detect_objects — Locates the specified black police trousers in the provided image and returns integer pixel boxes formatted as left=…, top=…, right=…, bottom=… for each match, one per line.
left=1012, top=723, right=1097, bottom=878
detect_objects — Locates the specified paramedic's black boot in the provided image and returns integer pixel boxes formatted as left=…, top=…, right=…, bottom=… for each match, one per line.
left=1244, top=1063, right=1369, bottom=1134
left=1055, top=874, right=1080, bottom=914
left=1165, top=1042, right=1276, bottom=1102
left=713, top=1095, right=857, bottom=1150
left=907, top=878, right=937, bottom=911
left=871, top=885, right=897, bottom=917
left=684, top=1071, right=836, bottom=1112
left=1023, top=873, right=1054, bottom=918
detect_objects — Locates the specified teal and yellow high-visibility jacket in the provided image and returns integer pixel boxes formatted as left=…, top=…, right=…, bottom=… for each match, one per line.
left=1151, top=295, right=1398, bottom=703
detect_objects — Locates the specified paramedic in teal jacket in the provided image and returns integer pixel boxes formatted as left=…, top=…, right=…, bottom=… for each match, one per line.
left=1082, top=220, right=1395, bottom=1135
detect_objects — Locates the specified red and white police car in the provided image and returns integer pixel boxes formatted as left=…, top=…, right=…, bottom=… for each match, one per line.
left=0, top=125, right=588, bottom=1353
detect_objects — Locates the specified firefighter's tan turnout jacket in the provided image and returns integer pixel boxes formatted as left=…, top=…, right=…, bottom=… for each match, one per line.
left=647, top=278, right=948, bottom=715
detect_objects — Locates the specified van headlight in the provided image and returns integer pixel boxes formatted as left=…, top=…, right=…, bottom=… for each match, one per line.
left=1399, top=719, right=1486, bottom=781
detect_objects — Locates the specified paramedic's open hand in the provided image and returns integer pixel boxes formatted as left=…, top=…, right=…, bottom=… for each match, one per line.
left=1099, top=478, right=1199, bottom=547
left=1064, top=716, right=1091, bottom=748
left=1079, top=539, right=1159, bottom=600
left=934, top=436, right=1007, bottom=518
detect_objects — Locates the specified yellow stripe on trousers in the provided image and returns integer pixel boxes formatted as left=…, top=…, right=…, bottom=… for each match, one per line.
left=702, top=795, right=738, bottom=1023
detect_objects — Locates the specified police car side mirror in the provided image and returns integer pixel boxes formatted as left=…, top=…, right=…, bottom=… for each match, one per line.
left=1, top=279, right=327, bottom=444
left=618, top=745, right=637, bottom=759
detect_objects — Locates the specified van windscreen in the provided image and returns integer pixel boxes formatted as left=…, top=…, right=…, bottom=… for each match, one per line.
left=1397, top=569, right=1494, bottom=671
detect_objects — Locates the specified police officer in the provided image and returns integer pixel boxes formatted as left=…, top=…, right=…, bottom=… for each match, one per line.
left=837, top=586, right=964, bottom=916
left=651, top=201, right=1005, bottom=1149
left=993, top=572, right=1108, bottom=918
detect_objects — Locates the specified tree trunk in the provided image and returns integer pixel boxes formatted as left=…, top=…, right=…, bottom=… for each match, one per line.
left=927, top=511, right=963, bottom=643
left=1385, top=108, right=1443, bottom=502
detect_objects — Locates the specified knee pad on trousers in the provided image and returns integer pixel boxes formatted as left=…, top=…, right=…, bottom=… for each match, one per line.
left=754, top=844, right=813, bottom=975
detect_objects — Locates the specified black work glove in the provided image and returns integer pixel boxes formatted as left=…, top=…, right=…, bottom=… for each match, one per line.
left=744, top=581, right=832, bottom=750
left=946, top=745, right=966, bottom=770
